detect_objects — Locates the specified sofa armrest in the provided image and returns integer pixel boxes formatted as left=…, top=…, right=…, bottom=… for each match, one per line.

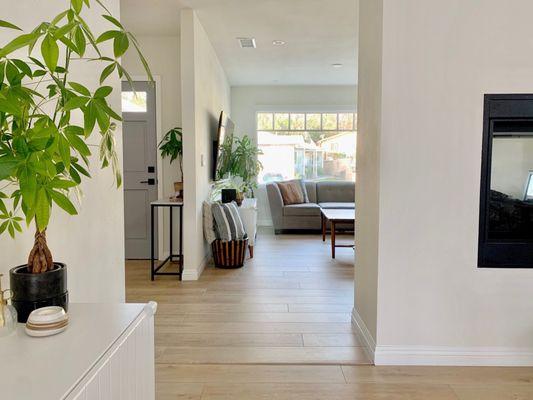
left=266, top=183, right=284, bottom=230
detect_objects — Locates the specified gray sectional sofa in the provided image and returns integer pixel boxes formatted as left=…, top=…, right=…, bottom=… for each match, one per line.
left=267, top=181, right=355, bottom=234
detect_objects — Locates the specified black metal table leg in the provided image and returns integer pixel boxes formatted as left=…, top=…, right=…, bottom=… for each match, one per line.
left=169, top=206, right=173, bottom=262
left=179, top=205, right=183, bottom=278
left=150, top=205, right=155, bottom=281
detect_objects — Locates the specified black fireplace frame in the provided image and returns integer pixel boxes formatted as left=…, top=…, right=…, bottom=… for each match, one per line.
left=478, top=94, right=533, bottom=268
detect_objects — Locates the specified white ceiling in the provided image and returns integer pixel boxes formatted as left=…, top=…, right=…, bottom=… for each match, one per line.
left=121, top=0, right=358, bottom=86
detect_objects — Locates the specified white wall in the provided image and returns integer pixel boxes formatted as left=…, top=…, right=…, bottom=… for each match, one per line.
left=181, top=9, right=231, bottom=279
left=353, top=0, right=382, bottom=347
left=122, top=35, right=182, bottom=256
left=0, top=0, right=125, bottom=302
left=231, top=85, right=357, bottom=225
left=356, top=0, right=533, bottom=365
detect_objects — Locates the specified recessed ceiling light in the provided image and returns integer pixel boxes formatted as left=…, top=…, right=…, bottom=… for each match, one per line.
left=237, top=37, right=256, bottom=48
left=332, top=63, right=343, bottom=68
left=272, top=40, right=286, bottom=46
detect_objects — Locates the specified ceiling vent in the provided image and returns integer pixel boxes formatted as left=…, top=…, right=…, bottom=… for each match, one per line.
left=237, top=37, right=256, bottom=49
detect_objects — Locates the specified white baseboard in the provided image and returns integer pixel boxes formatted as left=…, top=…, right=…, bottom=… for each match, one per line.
left=351, top=308, right=533, bottom=366
left=351, top=308, right=376, bottom=364
left=182, top=254, right=209, bottom=281
left=374, top=345, right=533, bottom=366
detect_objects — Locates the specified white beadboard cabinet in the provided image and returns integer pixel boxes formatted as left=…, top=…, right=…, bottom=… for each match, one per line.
left=0, top=302, right=157, bottom=400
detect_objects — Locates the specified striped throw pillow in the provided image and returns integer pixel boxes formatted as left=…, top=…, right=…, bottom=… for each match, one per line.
left=212, top=201, right=246, bottom=241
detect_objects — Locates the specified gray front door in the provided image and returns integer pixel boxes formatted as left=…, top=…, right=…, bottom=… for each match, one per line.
left=122, top=81, right=157, bottom=259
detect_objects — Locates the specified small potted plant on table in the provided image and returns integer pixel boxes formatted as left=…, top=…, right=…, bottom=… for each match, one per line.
left=0, top=0, right=152, bottom=321
left=159, top=127, right=183, bottom=200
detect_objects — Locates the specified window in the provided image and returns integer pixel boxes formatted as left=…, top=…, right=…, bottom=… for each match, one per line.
left=257, top=111, right=357, bottom=183
left=121, top=91, right=147, bottom=112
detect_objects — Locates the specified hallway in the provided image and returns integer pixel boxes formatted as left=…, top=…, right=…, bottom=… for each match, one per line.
left=125, top=230, right=533, bottom=400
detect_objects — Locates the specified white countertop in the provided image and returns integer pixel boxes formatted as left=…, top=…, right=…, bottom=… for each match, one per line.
left=0, top=303, right=147, bottom=400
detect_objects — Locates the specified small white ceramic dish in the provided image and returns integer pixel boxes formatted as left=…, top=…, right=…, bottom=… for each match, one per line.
left=27, top=306, right=66, bottom=325
left=25, top=324, right=68, bottom=337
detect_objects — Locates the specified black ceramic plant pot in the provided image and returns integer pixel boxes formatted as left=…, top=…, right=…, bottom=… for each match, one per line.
left=9, top=262, right=68, bottom=323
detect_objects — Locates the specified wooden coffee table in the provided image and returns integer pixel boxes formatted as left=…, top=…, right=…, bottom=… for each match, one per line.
left=321, top=208, right=355, bottom=258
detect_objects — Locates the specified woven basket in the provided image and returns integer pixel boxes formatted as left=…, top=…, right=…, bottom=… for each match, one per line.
left=211, top=238, right=248, bottom=269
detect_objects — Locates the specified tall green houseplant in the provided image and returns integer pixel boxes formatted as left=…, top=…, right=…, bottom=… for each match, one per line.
left=216, top=134, right=262, bottom=193
left=0, top=0, right=153, bottom=273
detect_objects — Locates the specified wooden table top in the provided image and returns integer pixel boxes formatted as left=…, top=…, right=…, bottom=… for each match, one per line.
left=321, top=208, right=355, bottom=221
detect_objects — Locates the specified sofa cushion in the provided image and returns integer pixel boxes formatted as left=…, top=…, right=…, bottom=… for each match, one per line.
left=283, top=203, right=321, bottom=217
left=316, top=181, right=355, bottom=203
left=304, top=181, right=317, bottom=203
left=319, top=202, right=355, bottom=210
left=277, top=180, right=305, bottom=205
left=212, top=201, right=247, bottom=241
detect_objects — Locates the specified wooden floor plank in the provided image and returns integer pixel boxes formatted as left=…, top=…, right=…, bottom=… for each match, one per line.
left=180, top=312, right=351, bottom=323
left=341, top=365, right=533, bottom=385
left=156, top=346, right=369, bottom=365
left=200, top=383, right=459, bottom=400
left=155, top=333, right=303, bottom=347
left=156, top=364, right=346, bottom=383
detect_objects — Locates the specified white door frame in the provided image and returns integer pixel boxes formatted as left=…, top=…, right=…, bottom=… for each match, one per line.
left=122, top=75, right=164, bottom=260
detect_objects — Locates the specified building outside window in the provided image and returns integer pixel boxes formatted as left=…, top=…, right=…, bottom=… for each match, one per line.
left=256, top=111, right=357, bottom=183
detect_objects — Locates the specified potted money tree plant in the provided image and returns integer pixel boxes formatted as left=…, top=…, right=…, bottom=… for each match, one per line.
left=0, top=0, right=153, bottom=321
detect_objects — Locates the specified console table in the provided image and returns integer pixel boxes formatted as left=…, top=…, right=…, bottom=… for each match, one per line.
left=150, top=199, right=183, bottom=280
left=238, top=198, right=258, bottom=257
left=0, top=302, right=157, bottom=400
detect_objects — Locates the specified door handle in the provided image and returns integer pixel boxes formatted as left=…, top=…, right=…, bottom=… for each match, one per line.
left=140, top=178, right=156, bottom=185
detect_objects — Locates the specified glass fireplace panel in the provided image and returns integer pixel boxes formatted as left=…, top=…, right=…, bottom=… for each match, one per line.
left=489, top=130, right=533, bottom=241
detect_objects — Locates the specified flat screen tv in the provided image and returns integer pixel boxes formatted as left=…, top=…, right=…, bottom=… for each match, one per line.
left=213, top=111, right=235, bottom=180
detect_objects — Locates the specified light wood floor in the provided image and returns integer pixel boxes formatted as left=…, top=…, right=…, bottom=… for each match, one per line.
left=126, top=228, right=533, bottom=400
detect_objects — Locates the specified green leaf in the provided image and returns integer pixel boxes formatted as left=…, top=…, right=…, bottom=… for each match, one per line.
left=0, top=20, right=22, bottom=31
left=72, top=162, right=90, bottom=177
left=94, top=86, right=112, bottom=98
left=66, top=132, right=91, bottom=156
left=102, top=14, right=124, bottom=29
left=113, top=32, right=129, bottom=57
left=71, top=0, right=83, bottom=14
left=29, top=56, right=45, bottom=69
left=19, top=167, right=37, bottom=208
left=41, top=35, right=59, bottom=72
left=64, top=96, right=89, bottom=111
left=95, top=99, right=121, bottom=121
left=69, top=82, right=91, bottom=96
left=0, top=221, right=8, bottom=235
left=58, top=35, right=79, bottom=55
left=53, top=22, right=76, bottom=40
left=35, top=188, right=51, bottom=231
left=99, top=62, right=116, bottom=84
left=11, top=59, right=32, bottom=77
left=50, top=179, right=77, bottom=189
left=51, top=10, right=69, bottom=26
left=83, top=102, right=97, bottom=135
left=7, top=222, right=14, bottom=238
left=58, top=136, right=71, bottom=169
left=50, top=190, right=77, bottom=215
left=0, top=198, right=7, bottom=215
left=0, top=32, right=41, bottom=58
left=130, top=35, right=154, bottom=82
left=95, top=104, right=110, bottom=131
left=74, top=26, right=86, bottom=56
left=0, top=157, right=17, bottom=180
left=96, top=30, right=120, bottom=44
left=69, top=166, right=81, bottom=184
